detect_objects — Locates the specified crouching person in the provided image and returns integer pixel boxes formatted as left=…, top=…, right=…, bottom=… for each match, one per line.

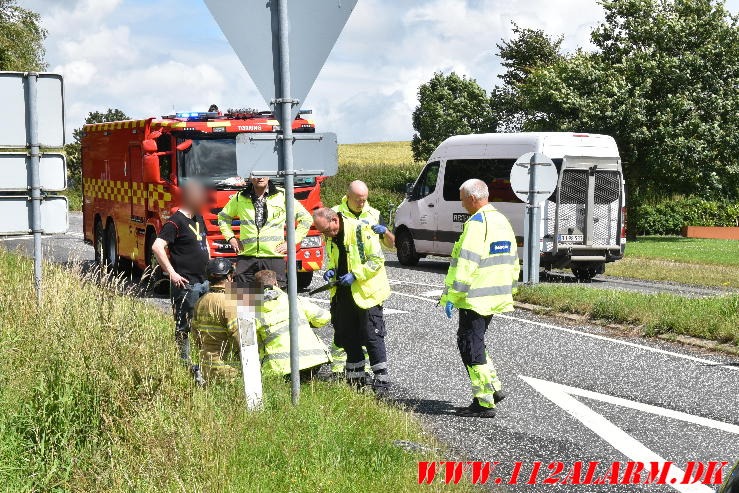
left=253, top=270, right=332, bottom=381
left=191, top=258, right=240, bottom=383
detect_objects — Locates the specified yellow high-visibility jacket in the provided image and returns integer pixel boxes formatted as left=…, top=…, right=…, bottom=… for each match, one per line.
left=333, top=195, right=381, bottom=224
left=324, top=213, right=391, bottom=309
left=441, top=204, right=520, bottom=316
left=218, top=182, right=312, bottom=258
left=255, top=288, right=331, bottom=375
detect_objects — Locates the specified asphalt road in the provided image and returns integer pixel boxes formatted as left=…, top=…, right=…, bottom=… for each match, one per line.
left=2, top=212, right=738, bottom=493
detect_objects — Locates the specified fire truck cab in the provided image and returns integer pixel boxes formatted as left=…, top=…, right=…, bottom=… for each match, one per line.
left=81, top=110, right=325, bottom=291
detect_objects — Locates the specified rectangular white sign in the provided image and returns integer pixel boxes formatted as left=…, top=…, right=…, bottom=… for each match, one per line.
left=0, top=195, right=68, bottom=235
left=0, top=72, right=65, bottom=148
left=0, top=153, right=67, bottom=192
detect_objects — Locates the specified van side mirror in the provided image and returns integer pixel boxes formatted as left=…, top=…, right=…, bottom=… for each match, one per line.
left=405, top=182, right=414, bottom=198
left=143, top=154, right=162, bottom=183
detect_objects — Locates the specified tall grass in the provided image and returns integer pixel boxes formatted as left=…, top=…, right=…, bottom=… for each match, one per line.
left=0, top=250, right=467, bottom=492
left=321, top=142, right=423, bottom=223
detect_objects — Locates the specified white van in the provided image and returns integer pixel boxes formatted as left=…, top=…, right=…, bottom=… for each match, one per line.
left=394, top=132, right=626, bottom=280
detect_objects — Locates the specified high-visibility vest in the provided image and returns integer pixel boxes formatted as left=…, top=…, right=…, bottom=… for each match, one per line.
left=333, top=195, right=381, bottom=224
left=218, top=183, right=312, bottom=258
left=191, top=286, right=240, bottom=382
left=255, top=288, right=331, bottom=375
left=441, top=203, right=520, bottom=316
left=324, top=214, right=391, bottom=309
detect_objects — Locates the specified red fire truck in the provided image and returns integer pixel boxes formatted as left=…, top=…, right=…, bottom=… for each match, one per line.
left=81, top=110, right=325, bottom=291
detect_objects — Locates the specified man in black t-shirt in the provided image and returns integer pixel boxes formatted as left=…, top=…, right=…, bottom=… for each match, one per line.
left=152, top=180, right=210, bottom=365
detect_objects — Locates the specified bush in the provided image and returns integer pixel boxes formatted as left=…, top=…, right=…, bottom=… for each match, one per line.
left=632, top=197, right=739, bottom=235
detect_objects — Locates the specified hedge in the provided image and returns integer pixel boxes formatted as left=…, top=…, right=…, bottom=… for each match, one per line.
left=631, top=197, right=739, bottom=236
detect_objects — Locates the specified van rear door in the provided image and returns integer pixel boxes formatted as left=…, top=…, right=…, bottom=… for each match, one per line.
left=553, top=156, right=623, bottom=254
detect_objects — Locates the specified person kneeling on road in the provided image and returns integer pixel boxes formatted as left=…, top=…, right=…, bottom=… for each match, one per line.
left=313, top=207, right=391, bottom=397
left=191, top=258, right=240, bottom=384
left=252, top=270, right=332, bottom=381
left=440, top=179, right=519, bottom=418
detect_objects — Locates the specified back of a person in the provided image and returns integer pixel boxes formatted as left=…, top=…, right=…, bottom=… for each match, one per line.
left=192, top=290, right=240, bottom=382
left=256, top=290, right=330, bottom=375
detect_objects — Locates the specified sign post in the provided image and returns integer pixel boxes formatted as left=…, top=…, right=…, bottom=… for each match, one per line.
left=205, top=0, right=356, bottom=405
left=510, top=152, right=557, bottom=284
left=0, top=71, right=67, bottom=301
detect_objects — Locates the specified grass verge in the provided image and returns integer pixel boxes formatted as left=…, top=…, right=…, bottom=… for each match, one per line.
left=624, top=236, right=739, bottom=266
left=606, top=257, right=739, bottom=289
left=0, top=250, right=467, bottom=492
left=515, top=285, right=739, bottom=347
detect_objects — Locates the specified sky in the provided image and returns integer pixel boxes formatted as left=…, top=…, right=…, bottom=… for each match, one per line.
left=21, top=0, right=739, bottom=144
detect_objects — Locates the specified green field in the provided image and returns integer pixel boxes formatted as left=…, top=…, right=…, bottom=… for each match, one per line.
left=0, top=250, right=469, bottom=492
left=515, top=285, right=739, bottom=347
left=607, top=236, right=739, bottom=288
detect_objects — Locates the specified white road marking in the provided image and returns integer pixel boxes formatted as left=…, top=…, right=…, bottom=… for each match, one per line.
left=0, top=235, right=33, bottom=241
left=521, top=376, right=716, bottom=493
left=386, top=278, right=738, bottom=372
left=421, top=289, right=444, bottom=298
left=298, top=296, right=408, bottom=314
left=522, top=376, right=739, bottom=435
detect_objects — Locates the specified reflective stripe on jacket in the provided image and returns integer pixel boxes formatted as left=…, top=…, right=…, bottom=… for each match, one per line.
left=217, top=182, right=312, bottom=257
left=191, top=285, right=240, bottom=382
left=255, top=288, right=331, bottom=375
left=324, top=213, right=391, bottom=309
left=441, top=204, right=520, bottom=316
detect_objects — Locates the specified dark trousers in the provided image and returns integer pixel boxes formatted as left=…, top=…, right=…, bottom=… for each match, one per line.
left=457, top=308, right=492, bottom=366
left=330, top=286, right=388, bottom=386
left=171, top=281, right=210, bottom=363
left=234, top=256, right=286, bottom=288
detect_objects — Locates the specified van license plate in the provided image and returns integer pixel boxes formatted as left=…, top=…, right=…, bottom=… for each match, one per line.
left=559, top=234, right=584, bottom=243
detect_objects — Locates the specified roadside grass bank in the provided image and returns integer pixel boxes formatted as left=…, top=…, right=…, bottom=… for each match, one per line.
left=61, top=185, right=82, bottom=211
left=515, top=285, right=739, bottom=347
left=322, top=142, right=422, bottom=221
left=605, top=236, right=739, bottom=288
left=0, top=250, right=468, bottom=492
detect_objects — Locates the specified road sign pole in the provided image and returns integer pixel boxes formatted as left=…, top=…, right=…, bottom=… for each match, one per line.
left=274, top=0, right=301, bottom=405
left=524, top=155, right=541, bottom=284
left=27, top=72, right=43, bottom=301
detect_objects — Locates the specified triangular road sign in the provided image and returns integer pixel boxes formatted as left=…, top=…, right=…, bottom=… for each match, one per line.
left=204, top=0, right=358, bottom=118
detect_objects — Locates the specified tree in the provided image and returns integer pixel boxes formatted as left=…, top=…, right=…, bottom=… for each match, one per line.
left=490, top=25, right=563, bottom=131
left=65, top=109, right=131, bottom=187
left=411, top=72, right=496, bottom=162
left=0, top=0, right=46, bottom=71
left=506, top=0, right=739, bottom=201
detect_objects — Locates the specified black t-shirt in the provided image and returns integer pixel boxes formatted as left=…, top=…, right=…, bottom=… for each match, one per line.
left=158, top=210, right=209, bottom=283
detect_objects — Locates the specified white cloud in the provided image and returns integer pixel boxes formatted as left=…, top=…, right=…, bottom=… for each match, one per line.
left=19, top=0, right=739, bottom=143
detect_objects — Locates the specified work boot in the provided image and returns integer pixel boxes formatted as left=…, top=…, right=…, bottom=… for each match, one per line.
left=371, top=375, right=391, bottom=400
left=457, top=398, right=496, bottom=418
left=191, top=364, right=205, bottom=387
left=493, top=389, right=506, bottom=404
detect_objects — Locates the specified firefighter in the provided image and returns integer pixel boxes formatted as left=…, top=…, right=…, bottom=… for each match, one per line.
left=328, top=180, right=394, bottom=374
left=440, top=179, right=520, bottom=418
left=152, top=180, right=210, bottom=365
left=252, top=270, right=332, bottom=380
left=218, top=176, right=313, bottom=288
left=191, top=258, right=240, bottom=383
left=312, top=207, right=391, bottom=396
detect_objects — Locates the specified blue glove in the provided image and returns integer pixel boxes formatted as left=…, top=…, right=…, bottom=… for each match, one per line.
left=323, top=269, right=335, bottom=282
left=445, top=301, right=454, bottom=319
left=371, top=224, right=388, bottom=235
left=338, top=272, right=356, bottom=286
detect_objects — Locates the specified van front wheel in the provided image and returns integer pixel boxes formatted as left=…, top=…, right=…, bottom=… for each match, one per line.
left=396, top=229, right=420, bottom=266
left=571, top=264, right=604, bottom=282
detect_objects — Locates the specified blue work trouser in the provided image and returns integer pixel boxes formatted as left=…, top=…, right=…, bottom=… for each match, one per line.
left=171, top=281, right=210, bottom=363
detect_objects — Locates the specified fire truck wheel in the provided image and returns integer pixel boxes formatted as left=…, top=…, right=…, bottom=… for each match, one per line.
left=94, top=219, right=105, bottom=267
left=105, top=222, right=119, bottom=271
left=145, top=229, right=169, bottom=295
left=396, top=229, right=420, bottom=266
left=296, top=271, right=313, bottom=292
